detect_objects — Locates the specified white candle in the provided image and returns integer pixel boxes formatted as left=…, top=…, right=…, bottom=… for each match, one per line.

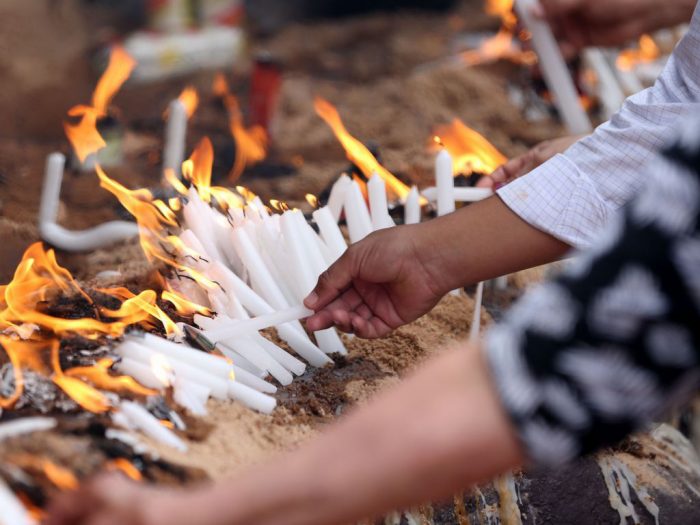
left=436, top=149, right=455, bottom=216
left=254, top=334, right=306, bottom=376
left=219, top=336, right=294, bottom=386
left=515, top=0, right=593, bottom=135
left=116, top=341, right=229, bottom=399
left=231, top=227, right=289, bottom=310
left=173, top=377, right=209, bottom=416
left=115, top=357, right=165, bottom=390
left=494, top=275, right=508, bottom=291
left=0, top=417, right=57, bottom=442
left=231, top=364, right=278, bottom=394
left=204, top=305, right=314, bottom=342
left=280, top=210, right=318, bottom=296
left=183, top=188, right=226, bottom=263
left=205, top=262, right=331, bottom=367
left=583, top=49, right=626, bottom=118
left=469, top=281, right=484, bottom=342
left=228, top=381, right=276, bottom=414
left=0, top=477, right=35, bottom=525
left=327, top=174, right=352, bottom=222
left=404, top=185, right=420, bottom=225
left=163, top=98, right=188, bottom=176
left=138, top=333, right=232, bottom=377
left=344, top=180, right=373, bottom=243
left=118, top=401, right=188, bottom=452
left=313, top=206, right=347, bottom=263
left=39, top=153, right=65, bottom=224
left=367, top=173, right=395, bottom=231
left=423, top=186, right=493, bottom=203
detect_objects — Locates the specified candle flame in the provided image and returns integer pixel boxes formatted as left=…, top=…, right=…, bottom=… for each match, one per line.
left=430, top=119, right=507, bottom=176
left=64, top=46, right=136, bottom=163
left=305, top=194, right=319, bottom=208
left=617, top=34, right=660, bottom=71
left=314, top=97, right=410, bottom=201
left=213, top=73, right=268, bottom=182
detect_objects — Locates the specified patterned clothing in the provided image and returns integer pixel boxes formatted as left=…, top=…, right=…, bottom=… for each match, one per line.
left=497, top=2, right=700, bottom=250
left=486, top=117, right=700, bottom=467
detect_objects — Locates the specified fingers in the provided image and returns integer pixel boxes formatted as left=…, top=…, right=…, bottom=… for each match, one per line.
left=304, top=248, right=358, bottom=311
left=45, top=475, right=140, bottom=525
left=306, top=288, right=363, bottom=331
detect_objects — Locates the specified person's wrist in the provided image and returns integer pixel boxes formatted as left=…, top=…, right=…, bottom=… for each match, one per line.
left=410, top=220, right=463, bottom=295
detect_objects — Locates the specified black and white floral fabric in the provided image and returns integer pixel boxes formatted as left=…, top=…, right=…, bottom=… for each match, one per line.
left=486, top=116, right=700, bottom=467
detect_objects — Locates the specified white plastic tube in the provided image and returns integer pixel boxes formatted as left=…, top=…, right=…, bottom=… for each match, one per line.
left=39, top=152, right=139, bottom=251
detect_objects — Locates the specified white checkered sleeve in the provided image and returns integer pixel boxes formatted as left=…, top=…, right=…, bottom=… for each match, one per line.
left=498, top=3, right=700, bottom=249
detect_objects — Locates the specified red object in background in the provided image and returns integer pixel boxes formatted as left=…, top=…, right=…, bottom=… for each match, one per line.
left=250, top=53, right=282, bottom=136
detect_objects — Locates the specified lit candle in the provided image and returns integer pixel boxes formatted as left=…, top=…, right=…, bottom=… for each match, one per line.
left=404, top=185, right=421, bottom=225
left=163, top=98, right=187, bottom=177
left=344, top=180, right=373, bottom=243
left=435, top=148, right=455, bottom=216
left=118, top=401, right=188, bottom=452
left=515, top=0, right=593, bottom=135
left=327, top=174, right=352, bottom=221
left=312, top=206, right=347, bottom=263
left=367, top=172, right=395, bottom=231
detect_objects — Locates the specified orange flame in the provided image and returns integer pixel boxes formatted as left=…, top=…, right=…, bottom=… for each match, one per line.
left=0, top=243, right=151, bottom=339
left=92, top=46, right=136, bottom=116
left=177, top=86, right=199, bottom=119
left=182, top=137, right=214, bottom=203
left=64, top=46, right=135, bottom=163
left=617, top=34, right=660, bottom=71
left=314, top=97, right=410, bottom=200
left=9, top=454, right=79, bottom=491
left=213, top=73, right=268, bottom=182
left=305, top=194, right=319, bottom=209
left=461, top=0, right=536, bottom=67
left=431, top=119, right=507, bottom=175
left=98, top=287, right=182, bottom=339
left=65, top=358, right=156, bottom=397
left=106, top=458, right=143, bottom=481
left=162, top=286, right=212, bottom=317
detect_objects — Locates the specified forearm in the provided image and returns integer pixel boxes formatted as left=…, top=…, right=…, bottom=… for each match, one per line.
left=185, top=345, right=522, bottom=525
left=417, top=195, right=570, bottom=293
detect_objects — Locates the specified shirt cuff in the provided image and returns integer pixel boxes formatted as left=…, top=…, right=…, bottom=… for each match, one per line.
left=497, top=154, right=612, bottom=250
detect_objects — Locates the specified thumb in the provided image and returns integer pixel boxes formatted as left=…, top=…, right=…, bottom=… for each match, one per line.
left=304, top=248, right=357, bottom=311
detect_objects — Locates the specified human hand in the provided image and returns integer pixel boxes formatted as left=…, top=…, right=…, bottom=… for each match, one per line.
left=536, top=0, right=695, bottom=53
left=44, top=474, right=177, bottom=525
left=477, top=135, right=582, bottom=189
left=304, top=225, right=449, bottom=338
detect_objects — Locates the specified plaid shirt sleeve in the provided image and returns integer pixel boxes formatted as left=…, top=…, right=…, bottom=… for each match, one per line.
left=486, top=116, right=700, bottom=467
left=497, top=2, right=700, bottom=249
